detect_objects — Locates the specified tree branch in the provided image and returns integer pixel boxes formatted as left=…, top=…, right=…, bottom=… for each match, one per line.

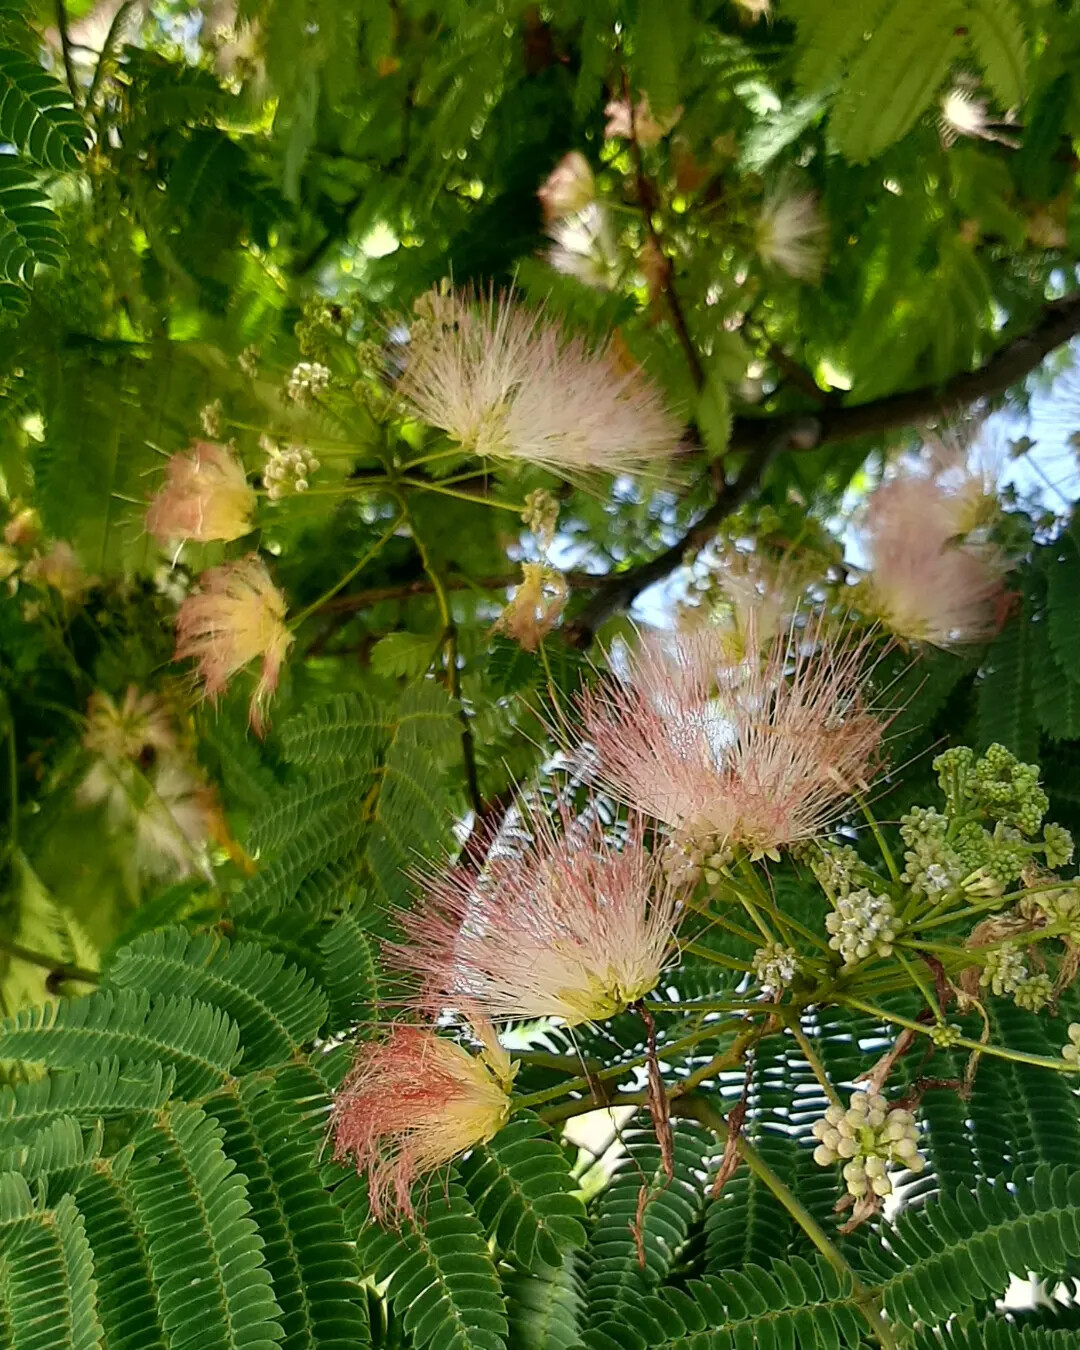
left=316, top=569, right=603, bottom=615
left=54, top=0, right=80, bottom=107
left=565, top=293, right=1080, bottom=647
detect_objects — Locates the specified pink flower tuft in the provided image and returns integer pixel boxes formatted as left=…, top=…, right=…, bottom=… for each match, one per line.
left=397, top=288, right=682, bottom=477
left=146, top=441, right=256, bottom=546
left=858, top=473, right=1005, bottom=646
left=332, top=1022, right=513, bottom=1224
left=537, top=151, right=595, bottom=221
left=392, top=807, right=683, bottom=1027
left=576, top=618, right=885, bottom=861
left=174, top=555, right=293, bottom=732
left=755, top=186, right=826, bottom=282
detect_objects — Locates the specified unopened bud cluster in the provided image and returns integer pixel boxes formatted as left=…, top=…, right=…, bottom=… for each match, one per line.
left=810, top=843, right=861, bottom=898
left=752, top=942, right=800, bottom=995
left=811, top=1091, right=925, bottom=1199
left=980, top=941, right=1051, bottom=1011
left=1061, top=1023, right=1080, bottom=1065
left=286, top=361, right=331, bottom=405
left=261, top=437, right=320, bottom=499
left=826, top=888, right=898, bottom=964
left=661, top=835, right=730, bottom=889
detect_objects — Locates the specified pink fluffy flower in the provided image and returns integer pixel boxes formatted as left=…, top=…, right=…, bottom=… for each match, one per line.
left=174, top=555, right=293, bottom=732
left=858, top=474, right=1004, bottom=646
left=392, top=808, right=683, bottom=1026
left=332, top=1020, right=514, bottom=1224
left=755, top=186, right=826, bottom=282
left=537, top=151, right=595, bottom=221
left=577, top=619, right=884, bottom=861
left=397, top=288, right=682, bottom=476
left=146, top=441, right=256, bottom=546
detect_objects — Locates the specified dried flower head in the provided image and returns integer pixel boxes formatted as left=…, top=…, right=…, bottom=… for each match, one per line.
left=146, top=442, right=256, bottom=547
left=175, top=555, right=293, bottom=732
left=603, top=95, right=681, bottom=146
left=492, top=563, right=568, bottom=652
left=332, top=1020, right=514, bottom=1224
left=857, top=473, right=1004, bottom=646
left=538, top=151, right=595, bottom=221
left=397, top=288, right=682, bottom=477
left=392, top=808, right=683, bottom=1027
left=755, top=186, right=827, bottom=282
left=577, top=618, right=884, bottom=862
left=83, top=687, right=176, bottom=764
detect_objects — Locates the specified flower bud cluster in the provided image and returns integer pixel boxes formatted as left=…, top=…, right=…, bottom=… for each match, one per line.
left=286, top=361, right=331, bottom=405
left=811, top=1091, right=925, bottom=1199
left=1061, top=1023, right=1080, bottom=1066
left=809, top=843, right=861, bottom=898
left=661, top=835, right=731, bottom=889
left=752, top=942, right=800, bottom=996
left=261, top=437, right=320, bottom=499
left=1032, top=887, right=1080, bottom=942
left=980, top=941, right=1052, bottom=1010
left=826, top=888, right=898, bottom=964
left=899, top=807, right=963, bottom=896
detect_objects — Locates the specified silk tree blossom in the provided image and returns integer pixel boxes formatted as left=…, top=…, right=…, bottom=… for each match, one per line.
left=83, top=686, right=177, bottom=764
left=857, top=474, right=1005, bottom=646
left=546, top=204, right=620, bottom=290
left=537, top=151, right=595, bottom=221
left=22, top=540, right=96, bottom=602
left=603, top=95, right=681, bottom=146
left=577, top=619, right=884, bottom=862
left=146, top=442, right=256, bottom=546
left=397, top=288, right=682, bottom=476
left=392, top=809, right=683, bottom=1026
left=332, top=1019, right=514, bottom=1224
left=754, top=186, right=827, bottom=282
left=175, top=555, right=293, bottom=732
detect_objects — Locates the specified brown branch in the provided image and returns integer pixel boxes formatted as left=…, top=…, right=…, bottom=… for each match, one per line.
left=54, top=0, right=80, bottom=107
left=565, top=292, right=1080, bottom=647
left=623, top=70, right=705, bottom=392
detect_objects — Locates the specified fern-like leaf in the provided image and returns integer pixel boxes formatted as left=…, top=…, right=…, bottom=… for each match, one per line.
left=0, top=1057, right=174, bottom=1149
left=967, top=0, right=1027, bottom=108
left=459, top=1112, right=587, bottom=1271
left=0, top=990, right=240, bottom=1096
left=128, top=1102, right=284, bottom=1350
left=106, top=928, right=328, bottom=1069
left=0, top=47, right=86, bottom=169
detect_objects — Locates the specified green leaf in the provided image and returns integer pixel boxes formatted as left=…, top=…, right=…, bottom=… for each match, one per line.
left=785, top=0, right=890, bottom=94
left=105, top=927, right=329, bottom=1069
left=344, top=1176, right=508, bottom=1350
left=0, top=989, right=240, bottom=1097
left=977, top=603, right=1038, bottom=761
left=967, top=0, right=1027, bottom=108
left=1032, top=617, right=1080, bottom=741
left=0, top=1058, right=174, bottom=1150
left=829, top=0, right=965, bottom=161
left=0, top=1180, right=102, bottom=1350
left=319, top=906, right=382, bottom=1031
left=0, top=155, right=65, bottom=303
left=459, top=1112, right=587, bottom=1270
left=369, top=630, right=441, bottom=680
left=129, top=1102, right=284, bottom=1350
left=696, top=371, right=731, bottom=461
left=1043, top=539, right=1080, bottom=675
left=0, top=46, right=86, bottom=169
left=504, top=1257, right=583, bottom=1350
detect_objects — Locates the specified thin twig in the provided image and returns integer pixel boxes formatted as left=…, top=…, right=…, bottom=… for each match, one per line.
left=0, top=936, right=98, bottom=986
left=55, top=0, right=80, bottom=106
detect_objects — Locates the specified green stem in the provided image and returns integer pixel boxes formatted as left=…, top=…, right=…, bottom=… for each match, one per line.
left=854, top=791, right=901, bottom=884
left=0, top=934, right=98, bottom=985
left=680, top=940, right=753, bottom=973
left=893, top=947, right=942, bottom=1022
left=6, top=723, right=16, bottom=856
left=399, top=476, right=524, bottom=512
left=841, top=995, right=1078, bottom=1073
left=289, top=515, right=403, bottom=628
left=787, top=1018, right=844, bottom=1108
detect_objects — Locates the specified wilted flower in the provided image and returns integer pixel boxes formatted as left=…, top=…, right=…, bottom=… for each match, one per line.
left=391, top=809, right=683, bottom=1026
left=577, top=617, right=884, bottom=862
left=332, top=1020, right=514, bottom=1224
left=397, top=288, right=682, bottom=476
left=492, top=563, right=568, bottom=651
left=546, top=204, right=620, bottom=289
left=22, top=541, right=96, bottom=602
left=603, top=95, right=681, bottom=146
left=175, top=555, right=293, bottom=732
left=538, top=151, right=595, bottom=220
left=146, top=442, right=256, bottom=547
left=857, top=474, right=1004, bottom=646
left=755, top=186, right=826, bottom=282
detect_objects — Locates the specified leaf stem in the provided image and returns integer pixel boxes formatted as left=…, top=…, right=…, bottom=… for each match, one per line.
left=289, top=514, right=403, bottom=628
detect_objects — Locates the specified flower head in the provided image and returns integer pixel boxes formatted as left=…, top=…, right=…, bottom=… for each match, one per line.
left=83, top=686, right=176, bottom=764
left=538, top=151, right=595, bottom=221
left=755, top=186, right=827, bottom=282
left=392, top=808, right=682, bottom=1027
left=857, top=473, right=1004, bottom=646
left=332, top=1021, right=513, bottom=1224
left=492, top=563, right=568, bottom=651
left=546, top=204, right=620, bottom=289
left=603, top=95, right=681, bottom=146
left=397, top=288, right=682, bottom=477
left=577, top=618, right=884, bottom=861
left=22, top=541, right=95, bottom=602
left=174, top=555, right=293, bottom=732
left=146, top=442, right=256, bottom=547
